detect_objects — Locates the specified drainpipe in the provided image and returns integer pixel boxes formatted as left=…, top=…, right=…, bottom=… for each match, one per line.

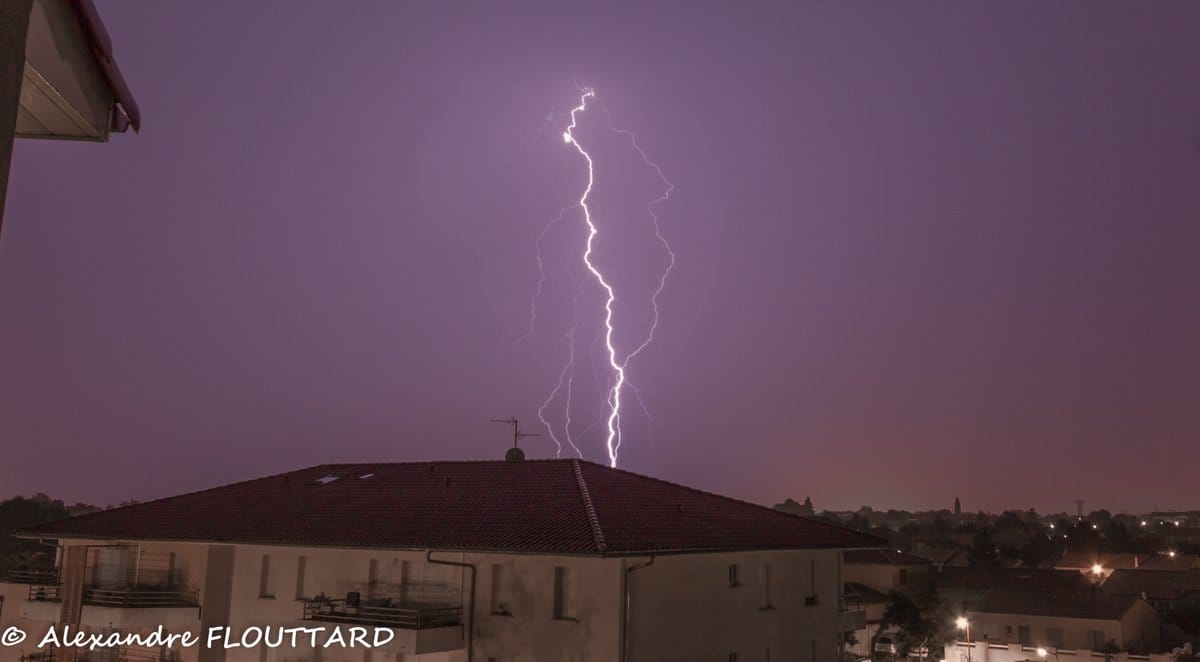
left=621, top=556, right=655, bottom=662
left=426, top=551, right=476, bottom=662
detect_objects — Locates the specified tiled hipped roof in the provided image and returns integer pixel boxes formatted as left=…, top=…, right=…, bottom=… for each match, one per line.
left=972, top=588, right=1143, bottom=621
left=19, top=459, right=882, bottom=556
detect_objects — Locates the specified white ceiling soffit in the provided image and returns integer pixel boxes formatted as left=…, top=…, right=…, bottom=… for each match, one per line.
left=15, top=0, right=114, bottom=142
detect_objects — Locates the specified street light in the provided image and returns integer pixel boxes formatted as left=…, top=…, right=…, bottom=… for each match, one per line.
left=1091, top=564, right=1103, bottom=577
left=956, top=617, right=971, bottom=662
left=1038, top=647, right=1060, bottom=662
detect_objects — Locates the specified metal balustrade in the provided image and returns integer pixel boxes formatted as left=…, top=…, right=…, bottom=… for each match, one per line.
left=302, top=598, right=462, bottom=629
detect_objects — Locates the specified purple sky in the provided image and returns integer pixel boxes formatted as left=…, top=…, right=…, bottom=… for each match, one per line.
left=2, top=2, right=1199, bottom=514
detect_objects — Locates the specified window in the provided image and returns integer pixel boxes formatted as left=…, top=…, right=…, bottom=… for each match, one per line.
left=729, top=564, right=740, bottom=587
left=490, top=564, right=513, bottom=615
left=761, top=562, right=773, bottom=609
left=1045, top=628, right=1064, bottom=649
left=898, top=568, right=908, bottom=586
left=367, top=559, right=379, bottom=599
left=1088, top=630, right=1105, bottom=650
left=729, top=654, right=738, bottom=662
left=294, top=556, right=308, bottom=600
left=806, top=559, right=819, bottom=605
left=258, top=554, right=275, bottom=598
left=553, top=566, right=577, bottom=620
left=1018, top=626, right=1031, bottom=646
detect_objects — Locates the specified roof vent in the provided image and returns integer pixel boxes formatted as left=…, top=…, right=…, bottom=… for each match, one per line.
left=505, top=447, right=526, bottom=462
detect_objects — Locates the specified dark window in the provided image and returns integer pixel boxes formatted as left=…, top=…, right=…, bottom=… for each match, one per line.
left=729, top=564, right=739, bottom=587
left=898, top=568, right=908, bottom=586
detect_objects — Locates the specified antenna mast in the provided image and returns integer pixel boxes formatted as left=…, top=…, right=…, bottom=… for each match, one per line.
left=491, top=417, right=539, bottom=461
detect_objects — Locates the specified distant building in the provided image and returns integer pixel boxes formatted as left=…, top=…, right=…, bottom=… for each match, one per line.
left=0, top=0, right=139, bottom=233
left=1054, top=552, right=1148, bottom=580
left=843, top=548, right=933, bottom=596
left=935, top=567, right=1094, bottom=615
left=1100, top=569, right=1200, bottom=617
left=967, top=588, right=1160, bottom=652
left=1138, top=553, right=1200, bottom=572
left=842, top=582, right=889, bottom=659
left=1, top=459, right=881, bottom=662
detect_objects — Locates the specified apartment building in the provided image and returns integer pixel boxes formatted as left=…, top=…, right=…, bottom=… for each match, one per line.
left=2, top=459, right=881, bottom=662
left=842, top=549, right=932, bottom=597
left=966, top=588, right=1160, bottom=653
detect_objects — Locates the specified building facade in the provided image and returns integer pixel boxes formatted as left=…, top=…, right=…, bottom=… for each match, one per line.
left=2, top=459, right=881, bottom=662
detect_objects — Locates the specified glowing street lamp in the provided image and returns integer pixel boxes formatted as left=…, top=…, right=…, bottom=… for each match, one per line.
left=1091, top=563, right=1104, bottom=577
left=956, top=617, right=972, bottom=662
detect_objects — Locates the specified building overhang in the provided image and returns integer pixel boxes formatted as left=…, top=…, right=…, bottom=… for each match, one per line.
left=16, top=0, right=139, bottom=142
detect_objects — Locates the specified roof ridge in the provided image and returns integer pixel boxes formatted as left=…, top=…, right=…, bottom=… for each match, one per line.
left=571, top=459, right=607, bottom=554
left=578, top=461, right=886, bottom=547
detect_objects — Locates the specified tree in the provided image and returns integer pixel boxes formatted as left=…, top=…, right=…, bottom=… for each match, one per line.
left=774, top=498, right=816, bottom=517
left=879, top=591, right=951, bottom=658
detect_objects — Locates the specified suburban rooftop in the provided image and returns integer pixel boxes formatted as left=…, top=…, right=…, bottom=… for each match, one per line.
left=19, top=459, right=883, bottom=557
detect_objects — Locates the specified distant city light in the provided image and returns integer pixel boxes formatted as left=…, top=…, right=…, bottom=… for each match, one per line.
left=1169, top=551, right=1176, bottom=558
left=1049, top=524, right=1055, bottom=529
left=1141, top=521, right=1148, bottom=526
left=1091, top=524, right=1098, bottom=529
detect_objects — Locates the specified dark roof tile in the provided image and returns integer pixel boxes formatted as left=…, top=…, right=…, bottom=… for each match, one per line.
left=19, top=459, right=882, bottom=556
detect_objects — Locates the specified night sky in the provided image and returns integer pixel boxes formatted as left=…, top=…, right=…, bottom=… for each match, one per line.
left=2, top=2, right=1198, bottom=513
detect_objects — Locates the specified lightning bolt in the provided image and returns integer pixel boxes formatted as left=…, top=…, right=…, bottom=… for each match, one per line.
left=605, top=112, right=676, bottom=367
left=527, top=86, right=674, bottom=468
left=563, top=87, right=627, bottom=467
left=516, top=205, right=573, bottom=345
left=536, top=283, right=584, bottom=459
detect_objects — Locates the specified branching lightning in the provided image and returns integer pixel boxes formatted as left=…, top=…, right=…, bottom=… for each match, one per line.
left=563, top=87, right=628, bottom=467
left=525, top=86, right=674, bottom=468
left=605, top=112, right=677, bottom=366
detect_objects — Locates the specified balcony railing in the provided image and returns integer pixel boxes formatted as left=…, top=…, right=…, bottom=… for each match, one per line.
left=840, top=593, right=866, bottom=612
left=19, top=652, right=55, bottom=662
left=27, top=584, right=198, bottom=608
left=6, top=569, right=59, bottom=584
left=302, top=598, right=462, bottom=629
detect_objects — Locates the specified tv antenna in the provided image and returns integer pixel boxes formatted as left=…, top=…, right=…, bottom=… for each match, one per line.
left=491, top=417, right=538, bottom=461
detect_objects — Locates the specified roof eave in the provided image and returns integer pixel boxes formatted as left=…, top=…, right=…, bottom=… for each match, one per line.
left=69, top=0, right=140, bottom=132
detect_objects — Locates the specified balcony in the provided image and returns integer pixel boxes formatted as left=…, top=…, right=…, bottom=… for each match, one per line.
left=301, top=597, right=464, bottom=655
left=838, top=593, right=867, bottom=632
left=6, top=569, right=59, bottom=585
left=22, top=584, right=200, bottom=630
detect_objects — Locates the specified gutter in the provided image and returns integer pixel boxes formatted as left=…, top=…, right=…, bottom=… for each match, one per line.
left=620, top=555, right=655, bottom=662
left=426, top=550, right=476, bottom=662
